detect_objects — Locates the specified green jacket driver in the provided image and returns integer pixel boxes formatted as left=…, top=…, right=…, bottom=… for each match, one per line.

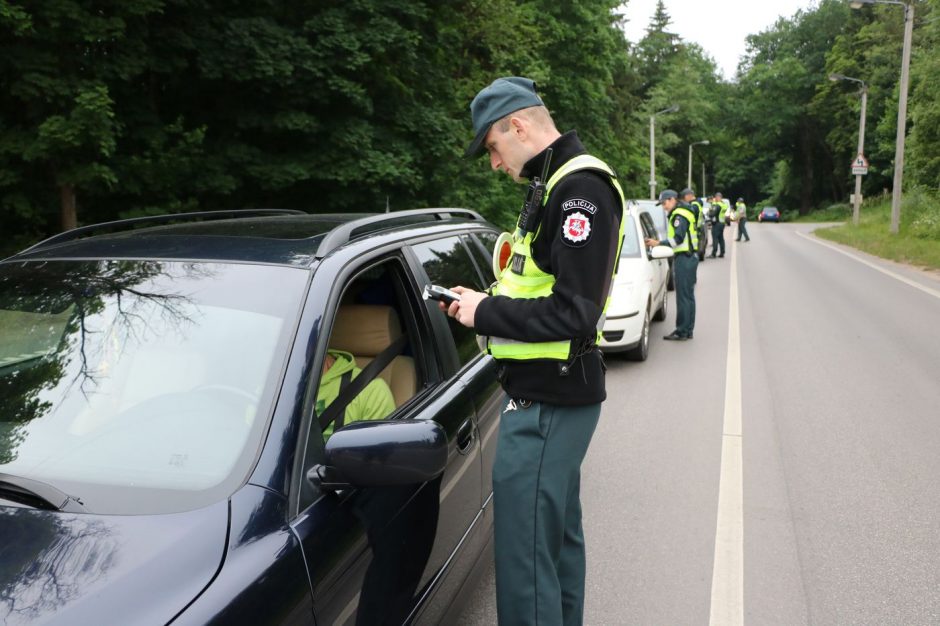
left=317, top=349, right=395, bottom=437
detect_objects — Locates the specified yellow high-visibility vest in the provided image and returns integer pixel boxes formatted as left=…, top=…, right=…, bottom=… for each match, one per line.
left=487, top=155, right=626, bottom=362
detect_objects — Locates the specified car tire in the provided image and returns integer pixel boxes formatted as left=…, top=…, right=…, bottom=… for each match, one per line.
left=625, top=306, right=650, bottom=362
left=652, top=287, right=667, bottom=322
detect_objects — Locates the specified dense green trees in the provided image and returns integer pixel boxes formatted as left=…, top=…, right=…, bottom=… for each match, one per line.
left=726, top=0, right=936, bottom=215
left=0, top=0, right=937, bottom=253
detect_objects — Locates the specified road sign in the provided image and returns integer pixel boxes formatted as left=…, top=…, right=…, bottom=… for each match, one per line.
left=852, top=154, right=869, bottom=176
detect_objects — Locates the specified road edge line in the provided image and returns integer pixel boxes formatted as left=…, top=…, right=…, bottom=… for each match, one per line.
left=795, top=229, right=940, bottom=300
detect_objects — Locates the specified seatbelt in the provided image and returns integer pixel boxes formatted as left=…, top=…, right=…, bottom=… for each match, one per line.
left=334, top=371, right=353, bottom=430
left=318, top=334, right=408, bottom=432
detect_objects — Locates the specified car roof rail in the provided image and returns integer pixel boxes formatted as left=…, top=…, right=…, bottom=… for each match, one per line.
left=17, top=209, right=308, bottom=255
left=314, top=208, right=485, bottom=259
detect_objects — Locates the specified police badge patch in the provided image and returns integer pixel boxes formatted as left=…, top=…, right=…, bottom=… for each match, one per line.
left=562, top=211, right=592, bottom=245
left=674, top=218, right=681, bottom=227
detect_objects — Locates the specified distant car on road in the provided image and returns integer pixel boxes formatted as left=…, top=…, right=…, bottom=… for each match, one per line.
left=759, top=206, right=781, bottom=222
left=601, top=204, right=673, bottom=361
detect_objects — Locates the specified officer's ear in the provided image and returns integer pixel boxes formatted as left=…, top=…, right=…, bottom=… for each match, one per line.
left=509, top=115, right=528, bottom=141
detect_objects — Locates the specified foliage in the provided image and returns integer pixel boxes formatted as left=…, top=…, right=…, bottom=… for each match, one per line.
left=906, top=187, right=940, bottom=240
left=816, top=193, right=940, bottom=270
left=1, top=0, right=939, bottom=254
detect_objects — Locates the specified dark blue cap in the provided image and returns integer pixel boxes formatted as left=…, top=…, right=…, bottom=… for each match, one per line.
left=656, top=189, right=678, bottom=205
left=466, top=77, right=544, bottom=158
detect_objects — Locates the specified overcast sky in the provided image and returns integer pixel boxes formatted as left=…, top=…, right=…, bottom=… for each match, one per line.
left=620, top=0, right=820, bottom=79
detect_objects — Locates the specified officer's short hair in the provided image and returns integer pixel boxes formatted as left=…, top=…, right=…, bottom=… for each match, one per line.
left=493, top=106, right=556, bottom=133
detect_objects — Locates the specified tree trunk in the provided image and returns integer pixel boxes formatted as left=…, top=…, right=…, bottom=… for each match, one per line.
left=60, top=183, right=77, bottom=231
left=799, top=121, right=814, bottom=215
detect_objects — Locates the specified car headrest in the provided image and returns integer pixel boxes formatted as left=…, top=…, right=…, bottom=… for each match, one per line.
left=328, top=305, right=403, bottom=357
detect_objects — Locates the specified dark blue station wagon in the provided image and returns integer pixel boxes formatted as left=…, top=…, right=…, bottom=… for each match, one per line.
left=0, top=209, right=503, bottom=625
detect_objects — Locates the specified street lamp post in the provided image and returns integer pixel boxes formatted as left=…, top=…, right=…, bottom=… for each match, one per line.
left=688, top=140, right=710, bottom=190
left=650, top=105, right=679, bottom=200
left=850, top=0, right=914, bottom=234
left=829, top=73, right=868, bottom=226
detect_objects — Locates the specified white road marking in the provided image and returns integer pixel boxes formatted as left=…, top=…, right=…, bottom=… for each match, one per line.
left=796, top=229, right=940, bottom=300
left=709, top=238, right=744, bottom=626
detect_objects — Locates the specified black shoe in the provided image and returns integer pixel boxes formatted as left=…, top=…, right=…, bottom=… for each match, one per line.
left=663, top=332, right=688, bottom=341
left=719, top=254, right=725, bottom=258
left=687, top=333, right=694, bottom=339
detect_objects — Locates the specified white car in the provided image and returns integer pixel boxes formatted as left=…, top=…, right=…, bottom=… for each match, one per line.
left=600, top=202, right=673, bottom=361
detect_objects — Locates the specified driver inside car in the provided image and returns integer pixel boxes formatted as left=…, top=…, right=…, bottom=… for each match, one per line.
left=317, top=349, right=395, bottom=438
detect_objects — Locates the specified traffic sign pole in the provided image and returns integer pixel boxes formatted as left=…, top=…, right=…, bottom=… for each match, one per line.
left=853, top=87, right=868, bottom=226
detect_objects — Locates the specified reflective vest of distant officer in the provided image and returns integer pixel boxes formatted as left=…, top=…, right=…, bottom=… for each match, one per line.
left=682, top=187, right=704, bottom=258
left=735, top=198, right=750, bottom=242
left=710, top=192, right=729, bottom=258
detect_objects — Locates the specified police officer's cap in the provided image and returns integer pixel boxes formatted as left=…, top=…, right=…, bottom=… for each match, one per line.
left=680, top=187, right=695, bottom=197
left=737, top=197, right=744, bottom=202
left=656, top=189, right=678, bottom=205
left=466, top=77, right=545, bottom=158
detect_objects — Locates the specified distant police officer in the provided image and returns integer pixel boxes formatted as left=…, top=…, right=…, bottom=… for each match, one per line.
left=645, top=189, right=697, bottom=340
left=735, top=197, right=750, bottom=242
left=709, top=192, right=730, bottom=258
left=445, top=76, right=625, bottom=626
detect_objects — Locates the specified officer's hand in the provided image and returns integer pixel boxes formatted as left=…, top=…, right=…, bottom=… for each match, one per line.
left=645, top=237, right=660, bottom=248
left=445, top=286, right=486, bottom=328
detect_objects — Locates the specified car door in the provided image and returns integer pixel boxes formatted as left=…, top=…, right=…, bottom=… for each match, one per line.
left=462, top=231, right=504, bottom=504
left=403, top=232, right=503, bottom=621
left=289, top=251, right=484, bottom=626
left=640, top=212, right=667, bottom=299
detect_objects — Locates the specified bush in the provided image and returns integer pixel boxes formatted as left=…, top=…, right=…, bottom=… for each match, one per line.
left=904, top=188, right=940, bottom=240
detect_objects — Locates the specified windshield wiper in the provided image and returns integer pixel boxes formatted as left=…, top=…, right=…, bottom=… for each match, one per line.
left=0, top=472, right=87, bottom=513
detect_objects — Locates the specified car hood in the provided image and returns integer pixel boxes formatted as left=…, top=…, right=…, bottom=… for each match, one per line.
left=0, top=499, right=228, bottom=625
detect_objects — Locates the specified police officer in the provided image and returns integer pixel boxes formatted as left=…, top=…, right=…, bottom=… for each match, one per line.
left=645, top=189, right=697, bottom=340
left=443, top=76, right=624, bottom=626
left=709, top=191, right=730, bottom=258
left=735, top=197, right=750, bottom=242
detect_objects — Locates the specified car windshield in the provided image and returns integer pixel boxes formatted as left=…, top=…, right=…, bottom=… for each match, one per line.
left=620, top=214, right=642, bottom=259
left=0, top=260, right=308, bottom=514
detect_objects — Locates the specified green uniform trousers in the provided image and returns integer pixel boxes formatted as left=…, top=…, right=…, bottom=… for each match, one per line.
left=493, top=397, right=601, bottom=626
left=674, top=253, right=698, bottom=338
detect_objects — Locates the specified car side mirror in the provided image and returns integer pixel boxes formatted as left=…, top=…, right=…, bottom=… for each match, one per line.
left=308, top=420, right=448, bottom=491
left=649, top=245, right=674, bottom=260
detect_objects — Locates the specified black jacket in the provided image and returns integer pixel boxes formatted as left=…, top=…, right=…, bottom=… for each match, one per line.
left=474, top=131, right=622, bottom=405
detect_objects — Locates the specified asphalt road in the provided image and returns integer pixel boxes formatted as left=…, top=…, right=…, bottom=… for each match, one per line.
left=457, top=222, right=940, bottom=625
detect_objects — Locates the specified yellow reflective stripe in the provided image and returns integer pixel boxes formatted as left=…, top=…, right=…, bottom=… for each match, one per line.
left=493, top=278, right=553, bottom=297
left=487, top=336, right=571, bottom=360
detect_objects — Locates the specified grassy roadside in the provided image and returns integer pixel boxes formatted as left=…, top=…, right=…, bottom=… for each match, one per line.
left=808, top=193, right=940, bottom=271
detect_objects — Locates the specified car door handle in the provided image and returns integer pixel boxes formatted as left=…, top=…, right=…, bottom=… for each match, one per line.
left=456, top=418, right=475, bottom=454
